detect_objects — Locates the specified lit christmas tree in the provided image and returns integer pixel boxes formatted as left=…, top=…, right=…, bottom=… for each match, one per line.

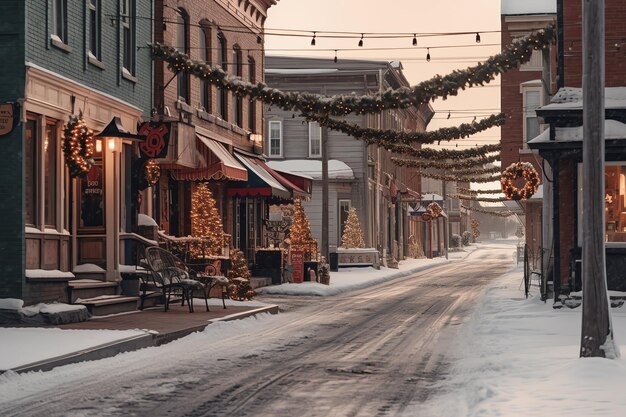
left=190, top=182, right=224, bottom=257
left=340, top=207, right=365, bottom=248
left=227, top=249, right=251, bottom=280
left=287, top=199, right=314, bottom=248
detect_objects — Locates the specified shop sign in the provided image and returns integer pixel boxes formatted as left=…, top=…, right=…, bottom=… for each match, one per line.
left=291, top=250, right=304, bottom=283
left=0, top=102, right=19, bottom=136
left=138, top=122, right=170, bottom=158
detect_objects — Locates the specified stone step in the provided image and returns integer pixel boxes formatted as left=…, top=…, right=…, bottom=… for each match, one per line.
left=75, top=295, right=140, bottom=316
left=68, top=279, right=119, bottom=303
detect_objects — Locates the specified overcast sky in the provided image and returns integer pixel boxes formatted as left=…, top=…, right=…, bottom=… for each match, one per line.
left=265, top=0, right=502, bottom=149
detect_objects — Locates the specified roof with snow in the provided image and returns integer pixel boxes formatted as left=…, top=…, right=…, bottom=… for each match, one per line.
left=540, top=87, right=626, bottom=111
left=529, top=120, right=626, bottom=144
left=501, top=0, right=556, bottom=15
left=266, top=160, right=354, bottom=180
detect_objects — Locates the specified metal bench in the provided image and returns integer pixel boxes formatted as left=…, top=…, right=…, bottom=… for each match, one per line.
left=142, top=246, right=209, bottom=312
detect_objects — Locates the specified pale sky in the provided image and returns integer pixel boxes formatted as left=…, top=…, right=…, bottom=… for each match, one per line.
left=265, top=0, right=503, bottom=150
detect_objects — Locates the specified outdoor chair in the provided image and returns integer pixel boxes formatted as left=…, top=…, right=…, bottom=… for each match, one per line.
left=143, top=246, right=209, bottom=312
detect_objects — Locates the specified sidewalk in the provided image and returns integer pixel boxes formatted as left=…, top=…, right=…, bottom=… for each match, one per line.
left=0, top=243, right=487, bottom=374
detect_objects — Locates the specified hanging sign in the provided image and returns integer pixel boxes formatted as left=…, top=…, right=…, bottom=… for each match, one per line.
left=421, top=212, right=433, bottom=221
left=0, top=102, right=19, bottom=136
left=138, top=122, right=170, bottom=158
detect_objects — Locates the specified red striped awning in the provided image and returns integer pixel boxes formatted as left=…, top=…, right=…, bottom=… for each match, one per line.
left=170, top=135, right=248, bottom=181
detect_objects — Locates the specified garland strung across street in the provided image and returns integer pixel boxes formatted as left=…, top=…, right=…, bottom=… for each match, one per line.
left=149, top=26, right=554, bottom=116
left=501, top=161, right=541, bottom=200
left=391, top=143, right=501, bottom=164
left=447, top=194, right=509, bottom=202
left=389, top=153, right=500, bottom=171
left=62, top=112, right=94, bottom=178
left=305, top=113, right=506, bottom=145
left=462, top=204, right=515, bottom=217
left=457, top=187, right=503, bottom=195
left=413, top=171, right=502, bottom=183
left=448, top=165, right=501, bottom=176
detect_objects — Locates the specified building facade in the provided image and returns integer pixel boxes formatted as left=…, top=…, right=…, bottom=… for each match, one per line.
left=0, top=0, right=152, bottom=303
left=264, top=56, right=433, bottom=262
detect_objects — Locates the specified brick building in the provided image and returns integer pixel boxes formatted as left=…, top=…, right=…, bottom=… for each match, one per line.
left=151, top=0, right=309, bottom=266
left=523, top=0, right=626, bottom=299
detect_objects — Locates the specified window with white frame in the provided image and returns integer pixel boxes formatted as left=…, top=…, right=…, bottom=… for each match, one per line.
left=175, top=8, right=189, bottom=100
left=309, top=121, right=321, bottom=157
left=88, top=0, right=101, bottom=60
left=268, top=120, right=282, bottom=157
left=121, top=0, right=136, bottom=75
left=52, top=0, right=67, bottom=43
left=521, top=83, right=542, bottom=146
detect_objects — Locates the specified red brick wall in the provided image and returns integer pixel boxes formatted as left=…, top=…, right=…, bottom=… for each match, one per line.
left=155, top=0, right=266, bottom=151
left=563, top=0, right=626, bottom=87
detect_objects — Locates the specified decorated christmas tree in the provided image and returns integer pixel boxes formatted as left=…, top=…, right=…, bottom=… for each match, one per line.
left=190, top=183, right=224, bottom=257
left=227, top=249, right=251, bottom=280
left=340, top=207, right=365, bottom=249
left=287, top=199, right=314, bottom=248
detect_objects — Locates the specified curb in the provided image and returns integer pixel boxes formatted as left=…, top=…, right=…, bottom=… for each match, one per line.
left=4, top=304, right=279, bottom=374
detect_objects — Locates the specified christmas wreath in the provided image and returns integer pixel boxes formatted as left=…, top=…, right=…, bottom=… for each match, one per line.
left=62, top=113, right=94, bottom=178
left=427, top=202, right=443, bottom=218
left=501, top=162, right=540, bottom=200
left=144, top=159, right=161, bottom=186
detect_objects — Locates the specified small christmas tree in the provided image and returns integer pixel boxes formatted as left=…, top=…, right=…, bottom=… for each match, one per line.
left=288, top=199, right=315, bottom=249
left=227, top=250, right=254, bottom=301
left=227, top=249, right=251, bottom=280
left=190, top=183, right=224, bottom=257
left=340, top=207, right=365, bottom=248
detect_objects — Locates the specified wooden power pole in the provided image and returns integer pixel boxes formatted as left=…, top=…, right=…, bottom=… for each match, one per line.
left=580, top=0, right=618, bottom=358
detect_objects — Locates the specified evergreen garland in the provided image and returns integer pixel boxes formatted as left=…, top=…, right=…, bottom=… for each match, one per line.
left=391, top=143, right=500, bottom=163
left=149, top=26, right=554, bottom=116
left=393, top=153, right=500, bottom=171
left=306, top=113, right=506, bottom=145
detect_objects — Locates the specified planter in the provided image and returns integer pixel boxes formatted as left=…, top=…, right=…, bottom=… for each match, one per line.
left=337, top=248, right=380, bottom=269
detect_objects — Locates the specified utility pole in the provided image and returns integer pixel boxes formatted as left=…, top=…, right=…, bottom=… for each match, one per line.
left=321, top=126, right=329, bottom=261
left=580, top=0, right=618, bottom=358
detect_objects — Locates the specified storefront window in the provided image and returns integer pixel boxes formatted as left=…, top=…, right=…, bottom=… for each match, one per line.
left=80, top=140, right=104, bottom=229
left=44, top=124, right=57, bottom=227
left=25, top=120, right=37, bottom=226
left=604, top=165, right=626, bottom=242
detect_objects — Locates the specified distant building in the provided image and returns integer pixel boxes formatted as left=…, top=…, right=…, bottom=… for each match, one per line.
left=265, top=56, right=434, bottom=262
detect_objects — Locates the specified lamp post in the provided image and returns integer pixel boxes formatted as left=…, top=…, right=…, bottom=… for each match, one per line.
left=94, top=117, right=146, bottom=279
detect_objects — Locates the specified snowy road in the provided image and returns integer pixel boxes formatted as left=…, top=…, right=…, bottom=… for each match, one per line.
left=0, top=244, right=515, bottom=417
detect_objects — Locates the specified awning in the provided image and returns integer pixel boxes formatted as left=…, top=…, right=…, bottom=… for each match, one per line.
left=260, top=162, right=312, bottom=199
left=170, top=135, right=248, bottom=181
left=228, top=153, right=291, bottom=200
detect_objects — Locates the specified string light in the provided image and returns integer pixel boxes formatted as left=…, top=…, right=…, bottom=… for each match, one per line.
left=476, top=32, right=481, bottom=43
left=311, top=31, right=316, bottom=46
left=256, top=35, right=262, bottom=44
left=358, top=34, right=364, bottom=47
left=426, top=47, right=431, bottom=62
left=62, top=112, right=94, bottom=178
left=334, top=49, right=338, bottom=63
left=145, top=159, right=161, bottom=187
left=413, top=34, right=417, bottom=46
left=447, top=112, right=451, bottom=119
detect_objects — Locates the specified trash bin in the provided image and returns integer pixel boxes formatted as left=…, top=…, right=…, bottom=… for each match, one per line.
left=329, top=252, right=339, bottom=272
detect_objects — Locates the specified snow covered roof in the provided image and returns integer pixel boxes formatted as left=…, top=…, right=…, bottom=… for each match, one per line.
left=421, top=193, right=444, bottom=201
left=540, top=87, right=626, bottom=111
left=264, top=69, right=340, bottom=75
left=266, top=160, right=354, bottom=180
left=501, top=0, right=556, bottom=15
left=528, top=120, right=626, bottom=143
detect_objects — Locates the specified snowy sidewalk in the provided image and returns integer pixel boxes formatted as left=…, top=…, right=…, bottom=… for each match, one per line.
left=415, top=265, right=626, bottom=417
